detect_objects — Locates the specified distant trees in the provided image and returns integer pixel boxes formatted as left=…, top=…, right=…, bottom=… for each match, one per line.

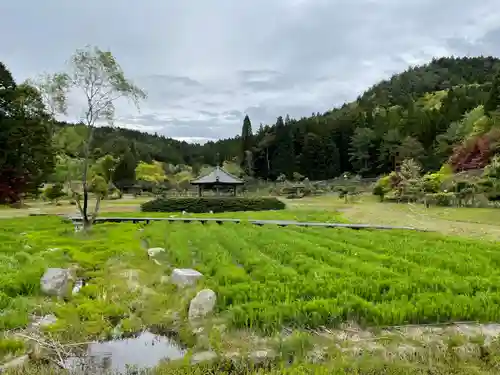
left=5, top=54, right=500, bottom=205
left=44, top=56, right=500, bottom=182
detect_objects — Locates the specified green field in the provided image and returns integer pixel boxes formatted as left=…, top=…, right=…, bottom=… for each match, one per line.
left=142, top=221, right=500, bottom=333
left=3, top=208, right=500, bottom=373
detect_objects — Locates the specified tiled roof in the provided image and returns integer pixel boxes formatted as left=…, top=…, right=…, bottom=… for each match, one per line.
left=191, top=166, right=244, bottom=185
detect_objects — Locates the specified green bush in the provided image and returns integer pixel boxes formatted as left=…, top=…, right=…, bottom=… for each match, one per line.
left=43, top=183, right=66, bottom=203
left=141, top=197, right=286, bottom=213
left=421, top=173, right=445, bottom=193
left=372, top=175, right=392, bottom=201
left=425, top=192, right=456, bottom=207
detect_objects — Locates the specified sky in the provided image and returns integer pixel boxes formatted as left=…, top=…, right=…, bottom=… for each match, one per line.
left=2, top=0, right=500, bottom=143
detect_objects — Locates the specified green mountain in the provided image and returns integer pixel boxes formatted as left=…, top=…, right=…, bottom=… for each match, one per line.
left=55, top=56, right=500, bottom=180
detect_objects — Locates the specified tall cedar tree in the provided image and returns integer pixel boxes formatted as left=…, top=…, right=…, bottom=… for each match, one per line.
left=240, top=115, right=253, bottom=174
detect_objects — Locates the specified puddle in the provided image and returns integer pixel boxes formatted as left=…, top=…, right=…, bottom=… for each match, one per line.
left=65, top=331, right=186, bottom=374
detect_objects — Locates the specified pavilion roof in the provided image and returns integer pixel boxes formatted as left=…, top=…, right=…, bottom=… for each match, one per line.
left=190, top=166, right=244, bottom=185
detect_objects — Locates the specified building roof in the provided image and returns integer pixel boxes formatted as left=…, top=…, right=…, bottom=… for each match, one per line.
left=191, top=166, right=244, bottom=185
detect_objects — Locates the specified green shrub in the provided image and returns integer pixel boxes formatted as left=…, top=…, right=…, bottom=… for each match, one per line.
left=43, top=183, right=66, bottom=203
left=421, top=173, right=445, bottom=193
left=141, top=197, right=286, bottom=213
left=425, top=192, right=456, bottom=207
left=372, top=175, right=392, bottom=201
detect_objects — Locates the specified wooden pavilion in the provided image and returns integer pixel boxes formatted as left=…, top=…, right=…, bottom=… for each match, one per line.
left=190, top=166, right=244, bottom=196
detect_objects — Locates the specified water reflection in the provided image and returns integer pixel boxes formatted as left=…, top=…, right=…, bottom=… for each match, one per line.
left=65, top=331, right=186, bottom=374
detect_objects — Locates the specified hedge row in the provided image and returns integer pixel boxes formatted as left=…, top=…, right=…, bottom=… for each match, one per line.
left=140, top=197, right=286, bottom=213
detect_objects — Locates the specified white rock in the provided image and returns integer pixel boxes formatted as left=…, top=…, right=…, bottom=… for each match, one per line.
left=188, top=289, right=216, bottom=321
left=191, top=351, right=218, bottom=365
left=40, top=268, right=72, bottom=297
left=171, top=268, right=203, bottom=287
left=147, top=247, right=165, bottom=258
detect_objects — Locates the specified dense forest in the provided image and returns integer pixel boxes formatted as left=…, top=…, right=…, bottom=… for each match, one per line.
left=2, top=56, right=500, bottom=203
left=53, top=56, right=500, bottom=180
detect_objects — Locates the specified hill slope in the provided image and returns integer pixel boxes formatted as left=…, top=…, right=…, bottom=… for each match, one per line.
left=55, top=56, right=500, bottom=180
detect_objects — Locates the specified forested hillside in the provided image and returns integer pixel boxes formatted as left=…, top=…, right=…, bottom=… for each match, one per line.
left=230, top=56, right=500, bottom=180
left=52, top=56, right=500, bottom=181
left=4, top=55, right=500, bottom=205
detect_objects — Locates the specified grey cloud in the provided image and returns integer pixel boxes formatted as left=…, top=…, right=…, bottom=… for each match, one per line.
left=2, top=0, right=500, bottom=142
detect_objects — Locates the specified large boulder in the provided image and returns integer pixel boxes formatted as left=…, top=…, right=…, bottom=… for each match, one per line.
left=171, top=268, right=203, bottom=288
left=40, top=268, right=73, bottom=297
left=188, top=289, right=216, bottom=321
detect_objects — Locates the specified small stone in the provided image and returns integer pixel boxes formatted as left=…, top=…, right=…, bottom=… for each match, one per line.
left=147, top=247, right=165, bottom=258
left=192, top=327, right=204, bottom=335
left=249, top=349, right=276, bottom=364
left=188, top=289, right=216, bottom=321
left=40, top=268, right=72, bottom=297
left=191, top=351, right=218, bottom=365
left=31, top=314, right=58, bottom=329
left=72, top=279, right=84, bottom=295
left=171, top=268, right=203, bottom=287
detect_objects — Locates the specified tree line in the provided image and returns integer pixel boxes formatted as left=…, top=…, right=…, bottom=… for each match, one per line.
left=2, top=53, right=500, bottom=212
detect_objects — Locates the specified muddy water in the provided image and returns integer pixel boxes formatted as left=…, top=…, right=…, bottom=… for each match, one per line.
left=65, top=331, right=186, bottom=374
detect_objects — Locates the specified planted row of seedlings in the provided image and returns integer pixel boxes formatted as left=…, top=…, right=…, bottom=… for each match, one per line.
left=144, top=221, right=500, bottom=334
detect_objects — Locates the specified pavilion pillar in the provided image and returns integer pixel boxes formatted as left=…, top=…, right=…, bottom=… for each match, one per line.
left=198, top=185, right=201, bottom=197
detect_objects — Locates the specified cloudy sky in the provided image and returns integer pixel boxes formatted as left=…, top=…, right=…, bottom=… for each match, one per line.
left=2, top=0, right=500, bottom=143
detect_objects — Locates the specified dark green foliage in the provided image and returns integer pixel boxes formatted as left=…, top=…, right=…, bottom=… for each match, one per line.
left=141, top=197, right=286, bottom=213
left=426, top=192, right=456, bottom=207
left=44, top=183, right=66, bottom=202
left=0, top=62, right=55, bottom=203
left=241, top=115, right=253, bottom=174
left=484, top=71, right=500, bottom=116
left=271, top=116, right=295, bottom=179
left=112, top=147, right=138, bottom=190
